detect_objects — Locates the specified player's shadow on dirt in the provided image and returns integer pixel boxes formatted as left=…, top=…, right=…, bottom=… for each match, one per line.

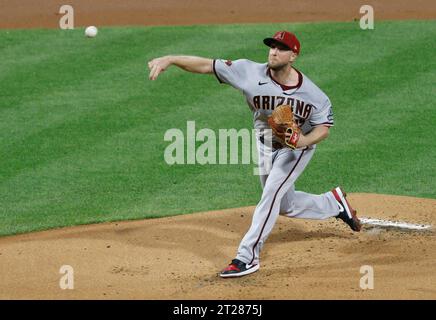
left=267, top=227, right=349, bottom=244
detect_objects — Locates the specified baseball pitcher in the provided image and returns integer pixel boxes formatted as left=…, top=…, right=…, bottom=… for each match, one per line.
left=148, top=31, right=361, bottom=278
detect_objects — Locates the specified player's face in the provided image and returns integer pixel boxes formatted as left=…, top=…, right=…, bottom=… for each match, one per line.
left=268, top=42, right=297, bottom=70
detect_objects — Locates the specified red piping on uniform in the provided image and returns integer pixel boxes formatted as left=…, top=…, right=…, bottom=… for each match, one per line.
left=249, top=149, right=306, bottom=265
left=310, top=121, right=334, bottom=126
left=267, top=67, right=303, bottom=91
left=213, top=59, right=224, bottom=84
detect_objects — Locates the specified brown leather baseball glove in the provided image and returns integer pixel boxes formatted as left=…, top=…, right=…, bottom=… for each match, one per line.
left=267, top=104, right=301, bottom=149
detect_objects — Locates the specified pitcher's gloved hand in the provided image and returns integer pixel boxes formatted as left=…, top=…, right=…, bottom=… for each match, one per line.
left=267, top=104, right=301, bottom=149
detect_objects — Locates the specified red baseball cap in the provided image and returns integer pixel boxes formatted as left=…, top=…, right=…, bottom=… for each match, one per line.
left=263, top=31, right=301, bottom=54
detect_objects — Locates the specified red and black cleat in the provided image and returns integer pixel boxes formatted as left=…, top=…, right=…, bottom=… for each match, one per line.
left=332, top=186, right=362, bottom=232
left=219, top=259, right=259, bottom=278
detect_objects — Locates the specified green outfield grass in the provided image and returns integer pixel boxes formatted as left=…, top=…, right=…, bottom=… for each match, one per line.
left=0, top=20, right=435, bottom=236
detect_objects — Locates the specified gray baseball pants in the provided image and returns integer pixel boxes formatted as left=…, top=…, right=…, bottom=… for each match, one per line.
left=236, top=141, right=340, bottom=265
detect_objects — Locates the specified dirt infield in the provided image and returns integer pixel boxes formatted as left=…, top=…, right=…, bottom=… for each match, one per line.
left=0, top=193, right=435, bottom=299
left=1, top=0, right=435, bottom=29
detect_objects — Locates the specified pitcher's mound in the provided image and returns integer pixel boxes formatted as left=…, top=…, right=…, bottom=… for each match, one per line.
left=0, top=193, right=434, bottom=299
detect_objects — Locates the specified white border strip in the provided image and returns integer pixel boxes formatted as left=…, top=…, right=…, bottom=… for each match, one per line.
left=360, top=218, right=432, bottom=230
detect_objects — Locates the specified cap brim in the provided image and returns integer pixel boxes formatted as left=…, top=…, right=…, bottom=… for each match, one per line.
left=263, top=38, right=291, bottom=50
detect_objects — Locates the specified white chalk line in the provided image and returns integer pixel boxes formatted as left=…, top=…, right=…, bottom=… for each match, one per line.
left=360, top=218, right=432, bottom=230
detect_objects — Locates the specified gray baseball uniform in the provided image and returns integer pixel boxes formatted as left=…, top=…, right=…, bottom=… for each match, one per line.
left=213, top=58, right=340, bottom=266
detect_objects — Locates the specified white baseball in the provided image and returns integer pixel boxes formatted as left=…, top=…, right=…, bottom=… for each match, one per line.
left=85, top=26, right=98, bottom=38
